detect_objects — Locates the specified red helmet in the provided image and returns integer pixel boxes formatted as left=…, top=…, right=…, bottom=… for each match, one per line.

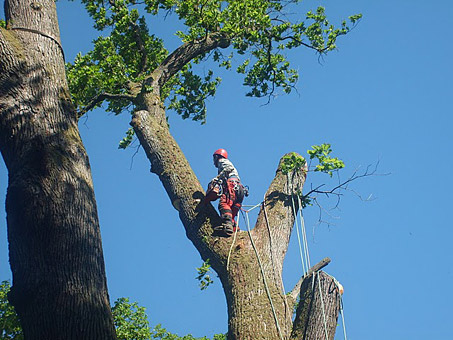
left=213, top=148, right=228, bottom=159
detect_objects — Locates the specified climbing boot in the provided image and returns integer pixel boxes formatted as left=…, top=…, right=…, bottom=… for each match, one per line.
left=222, top=221, right=234, bottom=236
left=212, top=221, right=234, bottom=237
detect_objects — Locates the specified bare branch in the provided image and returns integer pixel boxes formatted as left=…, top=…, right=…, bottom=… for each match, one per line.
left=129, top=144, right=141, bottom=170
left=77, top=92, right=136, bottom=117
left=289, top=257, right=331, bottom=301
left=304, top=161, right=389, bottom=198
left=303, top=161, right=389, bottom=228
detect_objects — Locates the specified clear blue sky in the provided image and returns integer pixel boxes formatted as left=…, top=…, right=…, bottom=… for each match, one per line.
left=1, top=1, right=452, bottom=339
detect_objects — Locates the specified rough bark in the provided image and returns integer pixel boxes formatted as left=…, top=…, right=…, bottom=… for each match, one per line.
left=291, top=271, right=342, bottom=340
left=0, top=1, right=116, bottom=339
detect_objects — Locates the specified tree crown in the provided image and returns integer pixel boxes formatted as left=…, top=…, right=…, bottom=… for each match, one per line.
left=67, top=0, right=361, bottom=127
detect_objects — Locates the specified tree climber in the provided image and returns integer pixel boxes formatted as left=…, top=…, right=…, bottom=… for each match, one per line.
left=207, top=149, right=246, bottom=236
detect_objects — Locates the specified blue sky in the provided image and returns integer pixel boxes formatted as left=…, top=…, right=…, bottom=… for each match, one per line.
left=1, top=1, right=453, bottom=339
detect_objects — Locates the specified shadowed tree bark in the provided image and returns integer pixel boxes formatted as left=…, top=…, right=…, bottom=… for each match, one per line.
left=0, top=1, right=116, bottom=339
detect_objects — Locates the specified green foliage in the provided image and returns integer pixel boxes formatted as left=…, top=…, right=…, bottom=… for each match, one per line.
left=167, top=67, right=221, bottom=124
left=304, top=7, right=362, bottom=52
left=113, top=297, right=152, bottom=340
left=0, top=281, right=23, bottom=340
left=152, top=324, right=225, bottom=340
left=0, top=282, right=225, bottom=340
left=281, top=153, right=311, bottom=208
left=68, top=0, right=361, bottom=121
left=196, top=259, right=214, bottom=290
left=281, top=152, right=306, bottom=175
left=119, top=127, right=135, bottom=149
left=307, top=143, right=345, bottom=177
left=0, top=20, right=6, bottom=29
left=67, top=0, right=168, bottom=114
left=282, top=145, right=345, bottom=207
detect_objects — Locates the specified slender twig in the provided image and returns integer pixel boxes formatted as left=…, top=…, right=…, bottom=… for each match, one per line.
left=289, top=257, right=331, bottom=301
left=304, top=161, right=389, bottom=227
left=304, top=162, right=388, bottom=198
left=77, top=92, right=136, bottom=117
left=129, top=144, right=141, bottom=170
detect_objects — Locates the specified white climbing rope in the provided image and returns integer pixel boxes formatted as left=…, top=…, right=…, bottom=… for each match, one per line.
left=292, top=194, right=307, bottom=275
left=298, top=195, right=311, bottom=269
left=290, top=192, right=312, bottom=276
left=316, top=272, right=330, bottom=340
left=340, top=296, right=348, bottom=340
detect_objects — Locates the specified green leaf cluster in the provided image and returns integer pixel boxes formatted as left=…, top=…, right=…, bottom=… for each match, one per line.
left=67, top=0, right=361, bottom=123
left=68, top=0, right=168, bottom=114
left=281, top=152, right=306, bottom=175
left=0, top=20, right=6, bottom=29
left=195, top=259, right=214, bottom=290
left=0, top=282, right=225, bottom=340
left=0, top=281, right=22, bottom=340
left=305, top=7, right=362, bottom=52
left=118, top=127, right=135, bottom=149
left=307, top=143, right=345, bottom=177
left=167, top=67, right=221, bottom=124
left=152, top=324, right=225, bottom=340
left=113, top=297, right=152, bottom=340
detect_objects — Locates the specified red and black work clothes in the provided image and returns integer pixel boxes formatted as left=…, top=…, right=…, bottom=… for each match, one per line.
left=216, top=158, right=244, bottom=228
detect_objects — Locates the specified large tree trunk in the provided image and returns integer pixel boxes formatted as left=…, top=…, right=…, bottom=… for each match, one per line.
left=0, top=1, right=116, bottom=339
left=131, top=91, right=340, bottom=339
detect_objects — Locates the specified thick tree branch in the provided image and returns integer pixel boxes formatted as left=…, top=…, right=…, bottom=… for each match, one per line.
left=152, top=32, right=230, bottom=87
left=251, top=154, right=307, bottom=267
left=131, top=108, right=237, bottom=276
